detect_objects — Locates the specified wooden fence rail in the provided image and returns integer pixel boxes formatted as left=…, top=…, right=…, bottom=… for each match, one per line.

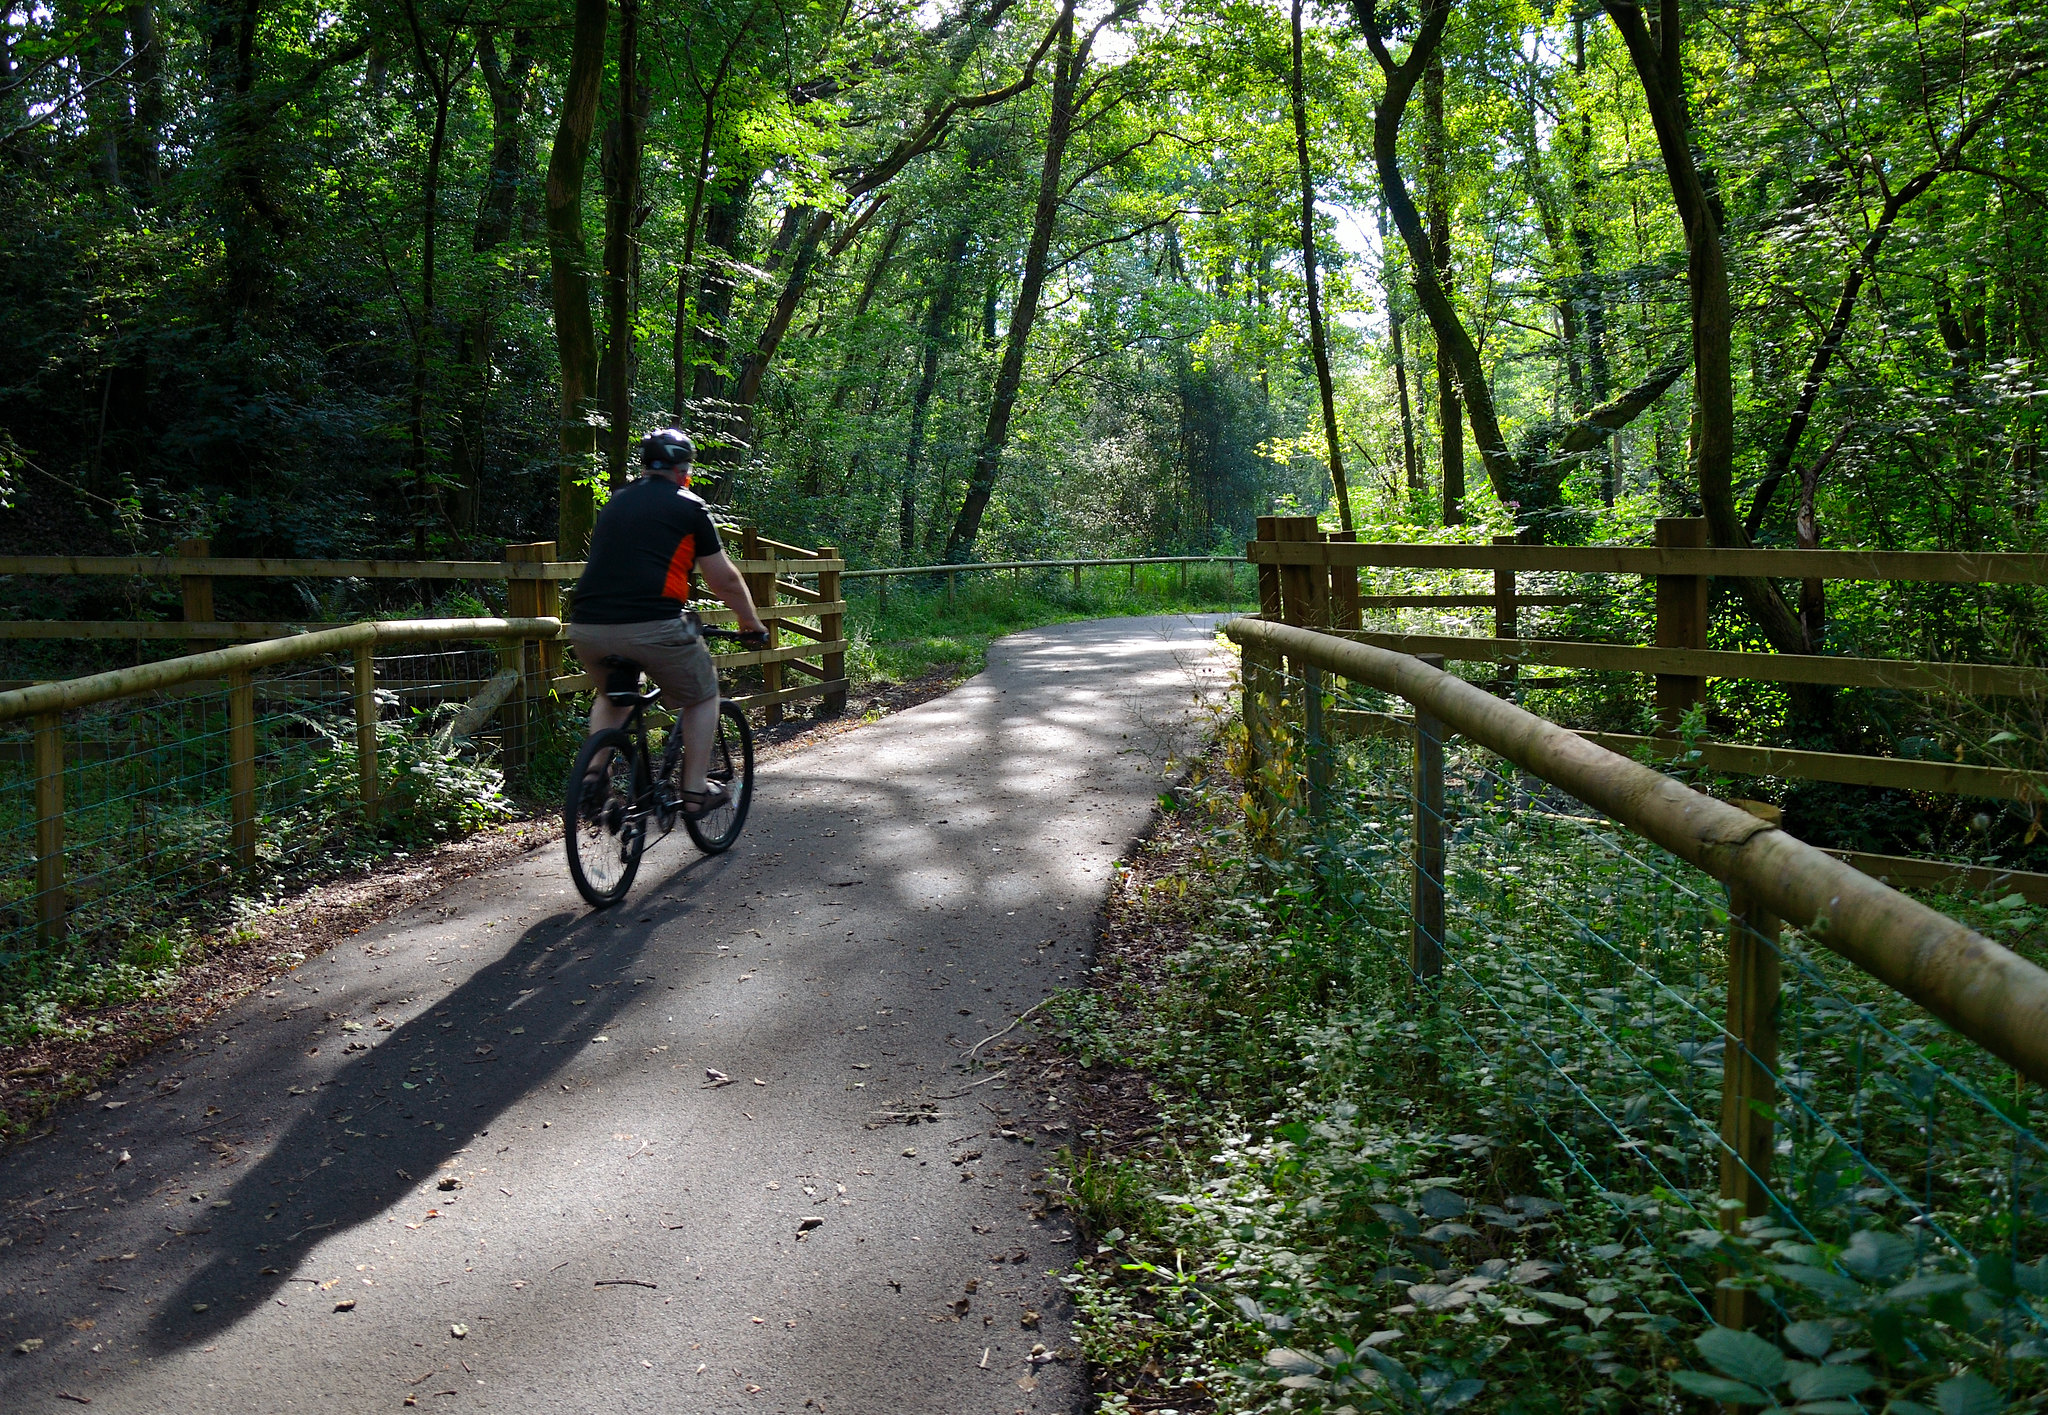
left=1248, top=515, right=2048, bottom=811
left=1228, top=614, right=2048, bottom=1332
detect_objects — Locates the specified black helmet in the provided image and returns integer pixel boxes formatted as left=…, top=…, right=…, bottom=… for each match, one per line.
left=639, top=427, right=695, bottom=471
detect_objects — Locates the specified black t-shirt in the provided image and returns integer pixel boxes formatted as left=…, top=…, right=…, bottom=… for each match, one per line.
left=569, top=477, right=725, bottom=624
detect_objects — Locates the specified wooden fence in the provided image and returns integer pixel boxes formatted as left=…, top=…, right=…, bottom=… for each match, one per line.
left=1228, top=615, right=2048, bottom=1330
left=0, top=534, right=847, bottom=722
left=1246, top=514, right=2048, bottom=903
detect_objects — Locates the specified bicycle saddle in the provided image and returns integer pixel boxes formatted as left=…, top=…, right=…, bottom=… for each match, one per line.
left=600, top=655, right=662, bottom=707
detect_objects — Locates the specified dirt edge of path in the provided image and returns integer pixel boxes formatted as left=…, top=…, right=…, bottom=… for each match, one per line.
left=0, top=665, right=970, bottom=1145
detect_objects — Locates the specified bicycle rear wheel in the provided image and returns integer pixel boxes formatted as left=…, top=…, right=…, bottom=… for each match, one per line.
left=565, top=728, right=646, bottom=908
left=682, top=701, right=754, bottom=854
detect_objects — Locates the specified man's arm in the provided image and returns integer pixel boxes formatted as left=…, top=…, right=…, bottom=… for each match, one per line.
left=697, top=550, right=769, bottom=636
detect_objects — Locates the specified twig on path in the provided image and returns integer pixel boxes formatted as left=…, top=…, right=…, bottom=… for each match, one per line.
left=961, top=1000, right=1052, bottom=1060
left=596, top=1278, right=658, bottom=1289
left=929, top=1071, right=1007, bottom=1101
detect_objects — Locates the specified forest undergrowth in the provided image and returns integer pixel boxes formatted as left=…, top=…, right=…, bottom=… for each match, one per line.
left=1044, top=708, right=2048, bottom=1415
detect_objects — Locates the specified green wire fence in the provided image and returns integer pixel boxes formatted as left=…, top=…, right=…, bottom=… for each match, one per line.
left=0, top=620, right=559, bottom=1042
left=1230, top=616, right=2048, bottom=1406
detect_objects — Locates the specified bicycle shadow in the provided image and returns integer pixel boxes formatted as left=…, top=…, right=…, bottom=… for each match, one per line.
left=140, top=847, right=730, bottom=1354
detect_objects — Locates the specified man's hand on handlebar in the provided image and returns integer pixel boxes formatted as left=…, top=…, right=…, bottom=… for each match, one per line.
left=739, top=628, right=770, bottom=650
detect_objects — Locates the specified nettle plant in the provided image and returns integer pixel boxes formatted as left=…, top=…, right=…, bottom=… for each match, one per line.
left=1681, top=1225, right=2048, bottom=1410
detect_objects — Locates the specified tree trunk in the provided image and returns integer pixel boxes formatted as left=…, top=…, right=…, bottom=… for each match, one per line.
left=448, top=26, right=533, bottom=537
left=1601, top=0, right=1805, bottom=653
left=1289, top=0, right=1351, bottom=531
left=715, top=207, right=834, bottom=491
left=600, top=0, right=649, bottom=491
left=903, top=228, right=972, bottom=556
left=1421, top=47, right=1463, bottom=525
left=78, top=0, right=128, bottom=186
left=1570, top=15, right=1613, bottom=501
left=400, top=0, right=461, bottom=556
left=944, top=0, right=1082, bottom=563
left=545, top=0, right=608, bottom=556
left=1377, top=205, right=1421, bottom=497
left=123, top=0, right=163, bottom=193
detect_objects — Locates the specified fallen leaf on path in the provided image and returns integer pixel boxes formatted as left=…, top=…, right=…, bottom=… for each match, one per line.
left=1022, top=1310, right=1040, bottom=1328
left=796, top=1217, right=824, bottom=1236
left=451, top=1324, right=468, bottom=1338
left=333, top=1299, right=356, bottom=1312
left=56, top=1391, right=91, bottom=1404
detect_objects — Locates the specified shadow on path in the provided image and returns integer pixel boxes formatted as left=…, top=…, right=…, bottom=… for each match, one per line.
left=145, top=849, right=735, bottom=1351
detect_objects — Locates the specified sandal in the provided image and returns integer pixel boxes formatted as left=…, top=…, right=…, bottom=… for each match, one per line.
left=680, top=781, right=731, bottom=819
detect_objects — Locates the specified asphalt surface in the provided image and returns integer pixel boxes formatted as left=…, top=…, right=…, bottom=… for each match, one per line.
left=0, top=614, right=1230, bottom=1415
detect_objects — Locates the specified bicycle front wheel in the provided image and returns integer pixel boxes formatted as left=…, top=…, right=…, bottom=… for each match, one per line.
left=683, top=701, right=754, bottom=854
left=565, top=728, right=646, bottom=908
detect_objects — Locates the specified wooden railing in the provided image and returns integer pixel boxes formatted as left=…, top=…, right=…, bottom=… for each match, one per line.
left=1246, top=514, right=2048, bottom=901
left=0, top=536, right=849, bottom=720
left=1227, top=615, right=2048, bottom=1332
left=0, top=618, right=560, bottom=946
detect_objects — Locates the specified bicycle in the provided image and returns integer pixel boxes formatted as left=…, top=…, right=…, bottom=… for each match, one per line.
left=562, top=626, right=756, bottom=909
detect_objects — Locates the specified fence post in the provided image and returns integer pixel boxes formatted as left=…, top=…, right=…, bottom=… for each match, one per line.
left=818, top=545, right=846, bottom=716
left=502, top=542, right=551, bottom=770
left=228, top=667, right=257, bottom=870
left=946, top=570, right=956, bottom=610
left=354, top=641, right=380, bottom=824
left=877, top=573, right=888, bottom=614
left=1411, top=653, right=1447, bottom=989
left=177, top=537, right=214, bottom=624
left=1304, top=664, right=1328, bottom=824
left=1329, top=530, right=1360, bottom=630
left=504, top=538, right=561, bottom=675
left=1493, top=534, right=1518, bottom=692
left=34, top=710, right=64, bottom=946
left=1071, top=561, right=1081, bottom=592
left=742, top=528, right=784, bottom=725
left=1718, top=799, right=1783, bottom=1330
left=1255, top=518, right=1282, bottom=620
left=1180, top=558, right=1189, bottom=593
left=1655, top=517, right=1709, bottom=733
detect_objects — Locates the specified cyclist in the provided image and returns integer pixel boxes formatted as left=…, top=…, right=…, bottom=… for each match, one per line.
left=567, top=428, right=768, bottom=818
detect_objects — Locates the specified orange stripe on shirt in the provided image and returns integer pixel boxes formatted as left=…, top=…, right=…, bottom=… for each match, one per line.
left=661, top=534, right=697, bottom=603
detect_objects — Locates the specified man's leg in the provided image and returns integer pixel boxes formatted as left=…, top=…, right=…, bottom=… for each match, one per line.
left=679, top=693, right=720, bottom=794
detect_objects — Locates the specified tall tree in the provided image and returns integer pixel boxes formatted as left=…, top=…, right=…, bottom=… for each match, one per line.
left=600, top=0, right=649, bottom=490
left=1420, top=40, right=1461, bottom=524
left=1288, top=0, right=1350, bottom=531
left=545, top=0, right=607, bottom=556
left=945, top=0, right=1124, bottom=562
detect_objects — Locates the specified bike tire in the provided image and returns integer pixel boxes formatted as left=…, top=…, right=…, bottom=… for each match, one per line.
left=682, top=701, right=754, bottom=854
left=565, top=728, right=646, bottom=908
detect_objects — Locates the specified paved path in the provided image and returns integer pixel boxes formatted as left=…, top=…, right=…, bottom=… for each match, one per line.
left=0, top=615, right=1229, bottom=1415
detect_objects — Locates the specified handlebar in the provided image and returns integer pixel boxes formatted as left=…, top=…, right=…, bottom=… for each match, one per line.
left=700, top=626, right=770, bottom=647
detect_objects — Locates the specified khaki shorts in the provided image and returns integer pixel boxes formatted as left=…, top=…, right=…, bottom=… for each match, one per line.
left=568, top=617, right=720, bottom=708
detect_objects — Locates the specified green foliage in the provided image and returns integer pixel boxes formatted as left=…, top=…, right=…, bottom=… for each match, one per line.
left=0, top=679, right=530, bottom=1046
left=1044, top=696, right=2048, bottom=1413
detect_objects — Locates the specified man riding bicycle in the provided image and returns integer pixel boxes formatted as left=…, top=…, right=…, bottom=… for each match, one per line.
left=568, top=428, right=767, bottom=819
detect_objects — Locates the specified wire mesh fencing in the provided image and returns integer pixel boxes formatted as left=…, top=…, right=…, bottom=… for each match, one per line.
left=1239, top=650, right=2048, bottom=1398
left=0, top=640, right=560, bottom=1042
